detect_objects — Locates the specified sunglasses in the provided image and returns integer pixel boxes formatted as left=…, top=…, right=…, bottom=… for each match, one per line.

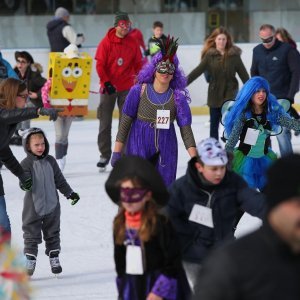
left=156, top=61, right=175, bottom=75
left=260, top=36, right=274, bottom=44
left=117, top=20, right=131, bottom=29
left=17, top=93, right=28, bottom=99
left=120, top=187, right=149, bottom=203
left=16, top=59, right=28, bottom=64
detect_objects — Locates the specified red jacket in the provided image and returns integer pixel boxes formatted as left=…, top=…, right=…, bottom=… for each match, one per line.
left=95, top=28, right=143, bottom=92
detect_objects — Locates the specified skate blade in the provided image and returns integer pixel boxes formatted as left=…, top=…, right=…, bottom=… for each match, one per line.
left=98, top=167, right=106, bottom=172
left=53, top=274, right=61, bottom=279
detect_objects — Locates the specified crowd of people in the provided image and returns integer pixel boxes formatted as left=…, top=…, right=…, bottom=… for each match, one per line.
left=0, top=6, right=300, bottom=299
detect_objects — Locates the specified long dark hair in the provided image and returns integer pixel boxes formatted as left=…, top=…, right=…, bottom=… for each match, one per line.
left=113, top=176, right=159, bottom=245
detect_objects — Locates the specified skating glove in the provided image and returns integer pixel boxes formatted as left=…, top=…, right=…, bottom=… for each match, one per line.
left=68, top=192, right=80, bottom=205
left=38, top=107, right=64, bottom=121
left=111, top=152, right=121, bottom=167
left=19, top=173, right=32, bottom=191
left=104, top=81, right=116, bottom=95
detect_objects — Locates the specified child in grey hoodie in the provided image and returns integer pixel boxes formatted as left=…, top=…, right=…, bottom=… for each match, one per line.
left=19, top=127, right=80, bottom=276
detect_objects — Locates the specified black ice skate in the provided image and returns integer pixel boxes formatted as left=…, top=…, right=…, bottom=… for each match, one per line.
left=49, top=249, right=62, bottom=275
left=96, top=157, right=109, bottom=172
left=26, top=253, right=37, bottom=276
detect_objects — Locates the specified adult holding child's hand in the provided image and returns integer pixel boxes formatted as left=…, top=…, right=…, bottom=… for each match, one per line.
left=0, top=78, right=57, bottom=241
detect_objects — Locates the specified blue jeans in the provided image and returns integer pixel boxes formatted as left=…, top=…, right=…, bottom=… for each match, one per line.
left=209, top=107, right=222, bottom=140
left=276, top=127, right=293, bottom=157
left=0, top=195, right=11, bottom=234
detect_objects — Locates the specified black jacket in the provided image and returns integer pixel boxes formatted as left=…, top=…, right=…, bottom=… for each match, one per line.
left=114, top=214, right=191, bottom=299
left=167, top=157, right=266, bottom=263
left=193, top=223, right=300, bottom=300
left=14, top=65, right=47, bottom=108
left=0, top=108, right=39, bottom=195
left=251, top=39, right=300, bottom=102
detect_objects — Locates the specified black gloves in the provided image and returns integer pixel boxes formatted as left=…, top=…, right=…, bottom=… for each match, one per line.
left=104, top=81, right=116, bottom=95
left=67, top=192, right=80, bottom=205
left=19, top=173, right=32, bottom=191
left=38, top=108, right=64, bottom=121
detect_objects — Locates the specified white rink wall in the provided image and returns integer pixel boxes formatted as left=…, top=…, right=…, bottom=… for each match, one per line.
left=2, top=43, right=300, bottom=112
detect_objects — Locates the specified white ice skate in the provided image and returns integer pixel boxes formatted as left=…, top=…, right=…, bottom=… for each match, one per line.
left=57, top=156, right=66, bottom=172
left=97, top=157, right=109, bottom=172
left=49, top=249, right=62, bottom=276
left=25, top=253, right=37, bottom=276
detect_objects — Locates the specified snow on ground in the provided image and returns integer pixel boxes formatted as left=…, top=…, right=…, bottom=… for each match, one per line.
left=3, top=115, right=300, bottom=299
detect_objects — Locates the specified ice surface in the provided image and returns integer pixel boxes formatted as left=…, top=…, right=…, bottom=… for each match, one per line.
left=4, top=115, right=299, bottom=299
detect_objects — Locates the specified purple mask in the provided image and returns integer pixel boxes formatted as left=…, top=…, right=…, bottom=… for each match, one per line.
left=120, top=187, right=149, bottom=203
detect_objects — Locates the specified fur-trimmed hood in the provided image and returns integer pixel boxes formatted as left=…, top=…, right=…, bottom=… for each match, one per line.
left=205, top=45, right=242, bottom=57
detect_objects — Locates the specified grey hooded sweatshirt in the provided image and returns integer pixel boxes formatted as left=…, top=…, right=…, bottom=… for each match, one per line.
left=20, top=128, right=73, bottom=217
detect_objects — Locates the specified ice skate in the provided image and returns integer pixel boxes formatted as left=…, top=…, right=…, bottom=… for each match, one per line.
left=25, top=253, right=37, bottom=276
left=49, top=249, right=62, bottom=275
left=97, top=157, right=109, bottom=172
left=57, top=156, right=66, bottom=172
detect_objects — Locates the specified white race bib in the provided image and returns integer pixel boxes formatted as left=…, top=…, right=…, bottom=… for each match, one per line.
left=244, top=128, right=259, bottom=146
left=189, top=204, right=214, bottom=228
left=126, top=245, right=144, bottom=275
left=156, top=110, right=170, bottom=129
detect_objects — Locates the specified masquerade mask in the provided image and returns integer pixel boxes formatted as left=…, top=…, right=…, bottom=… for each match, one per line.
left=120, top=187, right=149, bottom=203
left=156, top=61, right=175, bottom=75
left=117, top=20, right=131, bottom=29
left=260, top=36, right=274, bottom=44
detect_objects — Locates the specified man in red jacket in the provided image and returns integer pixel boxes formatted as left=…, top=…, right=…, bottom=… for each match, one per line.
left=95, top=11, right=143, bottom=169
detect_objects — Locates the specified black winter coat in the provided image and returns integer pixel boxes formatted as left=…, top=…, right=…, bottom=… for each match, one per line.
left=251, top=39, right=300, bottom=102
left=167, top=157, right=266, bottom=263
left=14, top=64, right=47, bottom=108
left=0, top=108, right=39, bottom=195
left=193, top=223, right=300, bottom=300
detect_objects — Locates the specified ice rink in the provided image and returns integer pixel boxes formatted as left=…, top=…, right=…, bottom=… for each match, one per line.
left=4, top=115, right=300, bottom=299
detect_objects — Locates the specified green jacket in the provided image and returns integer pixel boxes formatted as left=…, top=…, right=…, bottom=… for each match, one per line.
left=187, top=46, right=249, bottom=108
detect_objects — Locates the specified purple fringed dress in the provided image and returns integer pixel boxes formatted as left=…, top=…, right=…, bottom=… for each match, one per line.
left=117, top=83, right=194, bottom=186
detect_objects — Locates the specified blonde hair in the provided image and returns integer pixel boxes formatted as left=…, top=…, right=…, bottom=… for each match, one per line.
left=113, top=177, right=158, bottom=245
left=0, top=78, right=26, bottom=109
left=201, top=27, right=234, bottom=60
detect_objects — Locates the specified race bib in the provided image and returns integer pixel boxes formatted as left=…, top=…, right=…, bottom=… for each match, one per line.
left=244, top=128, right=259, bottom=146
left=189, top=204, right=214, bottom=228
left=126, top=245, right=144, bottom=275
left=156, top=110, right=170, bottom=129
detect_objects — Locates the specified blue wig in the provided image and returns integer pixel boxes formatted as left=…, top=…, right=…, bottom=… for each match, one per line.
left=137, top=51, right=191, bottom=117
left=224, top=76, right=288, bottom=136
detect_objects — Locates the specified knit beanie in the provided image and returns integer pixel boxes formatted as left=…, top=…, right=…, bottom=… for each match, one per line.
left=55, top=7, right=70, bottom=19
left=264, top=154, right=300, bottom=210
left=114, top=11, right=130, bottom=27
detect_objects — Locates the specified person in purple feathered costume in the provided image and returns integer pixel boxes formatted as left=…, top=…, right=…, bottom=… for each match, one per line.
left=111, top=36, right=197, bottom=186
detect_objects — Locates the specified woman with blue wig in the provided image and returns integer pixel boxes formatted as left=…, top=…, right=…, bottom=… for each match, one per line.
left=224, top=76, right=300, bottom=190
left=111, top=37, right=197, bottom=186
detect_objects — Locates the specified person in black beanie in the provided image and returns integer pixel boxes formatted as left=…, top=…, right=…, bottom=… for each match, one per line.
left=94, top=11, right=143, bottom=170
left=191, top=153, right=300, bottom=300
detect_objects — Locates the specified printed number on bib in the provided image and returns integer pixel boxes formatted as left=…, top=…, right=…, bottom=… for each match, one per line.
left=244, top=128, right=259, bottom=146
left=189, top=204, right=214, bottom=228
left=126, top=245, right=144, bottom=275
left=156, top=110, right=170, bottom=129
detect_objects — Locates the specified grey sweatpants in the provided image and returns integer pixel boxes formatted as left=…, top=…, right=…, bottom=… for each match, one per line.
left=97, top=90, right=128, bottom=160
left=22, top=202, right=61, bottom=257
